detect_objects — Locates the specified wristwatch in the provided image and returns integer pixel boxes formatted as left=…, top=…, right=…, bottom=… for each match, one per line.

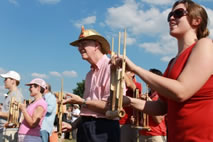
left=81, top=99, right=87, bottom=108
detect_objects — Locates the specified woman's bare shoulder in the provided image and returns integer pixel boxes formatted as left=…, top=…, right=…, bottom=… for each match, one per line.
left=196, top=37, right=213, bottom=46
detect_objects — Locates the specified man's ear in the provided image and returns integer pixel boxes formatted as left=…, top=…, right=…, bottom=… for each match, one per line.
left=95, top=42, right=101, bottom=51
left=192, top=17, right=202, bottom=27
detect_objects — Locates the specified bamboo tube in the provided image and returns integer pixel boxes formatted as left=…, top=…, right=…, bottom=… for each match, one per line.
left=58, top=78, right=64, bottom=138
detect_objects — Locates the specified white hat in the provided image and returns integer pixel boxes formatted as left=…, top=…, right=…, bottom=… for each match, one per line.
left=4, top=94, right=8, bottom=97
left=0, top=71, right=21, bottom=81
left=25, top=78, right=47, bottom=89
left=73, top=104, right=80, bottom=108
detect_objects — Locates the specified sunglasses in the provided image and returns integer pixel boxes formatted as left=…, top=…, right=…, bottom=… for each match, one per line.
left=78, top=40, right=95, bottom=47
left=167, top=8, right=188, bottom=22
left=4, top=78, right=13, bottom=81
left=29, top=84, right=39, bottom=89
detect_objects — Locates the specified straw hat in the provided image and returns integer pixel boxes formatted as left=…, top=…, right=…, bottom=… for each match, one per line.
left=70, top=26, right=110, bottom=54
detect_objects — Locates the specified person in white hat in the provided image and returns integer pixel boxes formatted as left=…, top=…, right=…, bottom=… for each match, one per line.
left=0, top=70, right=24, bottom=142
left=71, top=104, right=80, bottom=140
left=4, top=94, right=8, bottom=99
left=18, top=78, right=47, bottom=142
left=62, top=26, right=121, bottom=142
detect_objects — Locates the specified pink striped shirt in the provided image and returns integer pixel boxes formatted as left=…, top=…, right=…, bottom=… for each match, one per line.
left=80, top=55, right=110, bottom=118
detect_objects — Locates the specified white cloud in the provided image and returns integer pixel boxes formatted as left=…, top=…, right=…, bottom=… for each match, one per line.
left=210, top=29, right=213, bottom=39
left=39, top=0, right=61, bottom=5
left=105, top=0, right=170, bottom=35
left=105, top=0, right=213, bottom=63
left=62, top=70, right=78, bottom=78
left=139, top=33, right=177, bottom=62
left=161, top=56, right=174, bottom=62
left=126, top=36, right=136, bottom=45
left=32, top=73, right=48, bottom=79
left=0, top=68, right=6, bottom=74
left=206, top=8, right=213, bottom=38
left=0, top=85, right=6, bottom=94
left=141, top=0, right=174, bottom=5
left=8, top=0, right=18, bottom=5
left=49, top=71, right=62, bottom=77
left=74, top=16, right=96, bottom=28
left=116, top=32, right=136, bottom=46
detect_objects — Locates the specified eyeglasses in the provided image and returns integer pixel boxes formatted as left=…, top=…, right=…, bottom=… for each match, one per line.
left=78, top=40, right=96, bottom=48
left=167, top=8, right=188, bottom=22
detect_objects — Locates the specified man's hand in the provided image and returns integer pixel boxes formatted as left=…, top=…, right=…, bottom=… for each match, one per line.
left=130, top=115, right=135, bottom=125
left=62, top=122, right=72, bottom=132
left=63, top=93, right=84, bottom=105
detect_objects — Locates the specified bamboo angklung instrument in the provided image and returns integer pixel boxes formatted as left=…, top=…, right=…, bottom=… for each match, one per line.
left=141, top=84, right=150, bottom=131
left=131, top=88, right=143, bottom=129
left=6, top=97, right=20, bottom=128
left=57, top=78, right=64, bottom=139
left=106, top=30, right=127, bottom=119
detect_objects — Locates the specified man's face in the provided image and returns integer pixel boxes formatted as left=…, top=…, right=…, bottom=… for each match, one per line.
left=4, top=78, right=14, bottom=89
left=77, top=40, right=97, bottom=60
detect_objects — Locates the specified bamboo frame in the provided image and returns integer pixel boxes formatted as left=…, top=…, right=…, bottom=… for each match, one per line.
left=6, top=97, right=20, bottom=128
left=141, top=84, right=150, bottom=131
left=106, top=29, right=127, bottom=119
left=131, top=85, right=150, bottom=131
left=57, top=78, right=64, bottom=139
left=131, top=89, right=143, bottom=129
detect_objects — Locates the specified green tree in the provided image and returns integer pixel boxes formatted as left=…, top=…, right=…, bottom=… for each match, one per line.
left=72, top=80, right=85, bottom=98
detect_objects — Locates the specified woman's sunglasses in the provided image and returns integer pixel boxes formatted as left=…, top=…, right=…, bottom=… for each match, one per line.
left=167, top=8, right=188, bottom=22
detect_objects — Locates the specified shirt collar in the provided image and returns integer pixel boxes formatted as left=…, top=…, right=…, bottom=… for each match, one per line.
left=90, top=55, right=107, bottom=71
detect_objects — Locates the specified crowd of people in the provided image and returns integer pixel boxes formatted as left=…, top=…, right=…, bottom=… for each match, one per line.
left=0, top=0, right=213, bottom=142
left=0, top=71, right=81, bottom=142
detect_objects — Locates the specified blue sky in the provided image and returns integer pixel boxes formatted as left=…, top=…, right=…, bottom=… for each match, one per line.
left=0, top=0, right=213, bottom=102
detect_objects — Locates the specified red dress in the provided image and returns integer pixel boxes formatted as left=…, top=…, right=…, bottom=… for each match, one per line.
left=163, top=43, right=213, bottom=142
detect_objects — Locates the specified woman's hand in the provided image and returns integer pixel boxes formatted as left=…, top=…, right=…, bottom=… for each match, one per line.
left=19, top=103, right=26, bottom=112
left=110, top=54, right=138, bottom=73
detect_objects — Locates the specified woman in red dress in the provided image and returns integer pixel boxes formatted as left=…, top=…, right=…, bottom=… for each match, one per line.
left=115, top=0, right=213, bottom=142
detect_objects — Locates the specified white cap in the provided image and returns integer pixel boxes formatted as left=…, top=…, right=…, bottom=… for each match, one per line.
left=25, top=78, right=47, bottom=89
left=73, top=104, right=80, bottom=108
left=4, top=94, right=8, bottom=97
left=0, top=71, right=21, bottom=81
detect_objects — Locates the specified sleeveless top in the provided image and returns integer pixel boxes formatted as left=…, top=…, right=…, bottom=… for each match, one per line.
left=18, top=98, right=47, bottom=136
left=163, top=43, right=213, bottom=142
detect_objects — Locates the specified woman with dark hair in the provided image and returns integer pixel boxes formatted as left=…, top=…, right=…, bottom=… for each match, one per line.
left=114, top=0, right=213, bottom=141
left=18, top=78, right=47, bottom=142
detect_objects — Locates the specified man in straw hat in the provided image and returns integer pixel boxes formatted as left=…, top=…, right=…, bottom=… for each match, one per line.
left=0, top=70, right=24, bottom=142
left=62, top=26, right=120, bottom=142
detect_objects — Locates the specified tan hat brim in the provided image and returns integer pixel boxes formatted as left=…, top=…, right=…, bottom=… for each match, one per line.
left=70, top=35, right=110, bottom=54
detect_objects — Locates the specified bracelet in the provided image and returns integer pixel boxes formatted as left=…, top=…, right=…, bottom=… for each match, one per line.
left=81, top=99, right=87, bottom=108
